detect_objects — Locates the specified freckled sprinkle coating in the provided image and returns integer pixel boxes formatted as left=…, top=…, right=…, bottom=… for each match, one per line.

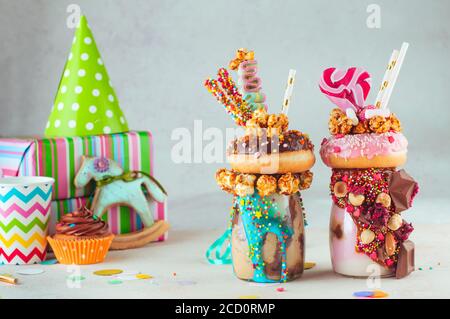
left=329, top=168, right=414, bottom=269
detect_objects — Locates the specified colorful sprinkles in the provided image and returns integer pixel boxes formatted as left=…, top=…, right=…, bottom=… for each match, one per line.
left=330, top=168, right=414, bottom=269
left=353, top=290, right=389, bottom=298
left=233, top=193, right=298, bottom=283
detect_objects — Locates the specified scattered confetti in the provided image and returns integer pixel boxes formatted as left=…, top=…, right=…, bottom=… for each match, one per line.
left=173, top=272, right=177, bottom=276
left=40, top=259, right=58, bottom=265
left=418, top=267, right=423, bottom=271
left=136, top=274, right=153, bottom=280
left=353, top=290, right=389, bottom=298
left=304, top=262, right=316, bottom=270
left=67, top=275, right=85, bottom=282
left=108, top=279, right=123, bottom=285
left=16, top=268, right=45, bottom=275
left=93, top=269, right=123, bottom=276
left=372, top=290, right=389, bottom=298
left=177, top=280, right=197, bottom=286
left=353, top=291, right=374, bottom=298
left=276, top=287, right=286, bottom=292
left=239, top=295, right=260, bottom=299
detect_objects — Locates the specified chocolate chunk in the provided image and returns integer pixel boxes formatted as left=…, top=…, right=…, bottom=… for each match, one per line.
left=389, top=169, right=418, bottom=213
left=396, top=240, right=415, bottom=279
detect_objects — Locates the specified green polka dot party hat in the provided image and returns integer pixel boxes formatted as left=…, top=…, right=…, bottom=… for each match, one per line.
left=45, top=15, right=129, bottom=137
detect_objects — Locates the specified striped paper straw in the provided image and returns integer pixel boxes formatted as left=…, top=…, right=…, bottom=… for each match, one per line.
left=374, top=49, right=399, bottom=108
left=281, top=69, right=297, bottom=114
left=378, top=42, right=409, bottom=110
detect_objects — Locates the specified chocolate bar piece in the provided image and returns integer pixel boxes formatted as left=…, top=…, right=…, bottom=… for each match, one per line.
left=396, top=240, right=415, bottom=279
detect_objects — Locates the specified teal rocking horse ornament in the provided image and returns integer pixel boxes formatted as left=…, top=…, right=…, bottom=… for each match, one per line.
left=74, top=156, right=169, bottom=250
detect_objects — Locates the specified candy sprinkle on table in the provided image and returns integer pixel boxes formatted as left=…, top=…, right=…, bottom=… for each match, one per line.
left=93, top=269, right=123, bottom=276
left=304, top=262, right=316, bottom=270
left=136, top=274, right=153, bottom=280
left=108, top=279, right=123, bottom=285
left=353, top=291, right=375, bottom=298
left=371, top=290, right=389, bottom=298
left=353, top=290, right=389, bottom=298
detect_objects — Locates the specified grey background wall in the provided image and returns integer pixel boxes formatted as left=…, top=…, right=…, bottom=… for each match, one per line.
left=1, top=0, right=449, bottom=208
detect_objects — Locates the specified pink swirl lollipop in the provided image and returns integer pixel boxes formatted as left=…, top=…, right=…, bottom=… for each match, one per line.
left=319, top=67, right=371, bottom=113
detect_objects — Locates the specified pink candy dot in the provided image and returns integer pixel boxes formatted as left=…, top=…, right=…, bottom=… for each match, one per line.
left=333, top=146, right=341, bottom=153
left=353, top=209, right=360, bottom=217
left=388, top=136, right=395, bottom=143
left=377, top=233, right=385, bottom=241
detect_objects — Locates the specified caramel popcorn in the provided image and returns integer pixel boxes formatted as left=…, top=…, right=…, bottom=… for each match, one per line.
left=369, top=115, right=391, bottom=133
left=328, top=108, right=353, bottom=135
left=278, top=173, right=300, bottom=195
left=298, top=171, right=313, bottom=190
left=245, top=118, right=259, bottom=129
left=352, top=120, right=370, bottom=134
left=235, top=174, right=257, bottom=197
left=388, top=113, right=402, bottom=132
left=267, top=113, right=289, bottom=132
left=252, top=108, right=269, bottom=127
left=215, top=168, right=237, bottom=194
left=256, top=175, right=277, bottom=197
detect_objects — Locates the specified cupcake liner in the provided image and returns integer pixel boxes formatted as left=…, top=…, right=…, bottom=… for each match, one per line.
left=47, top=234, right=114, bottom=265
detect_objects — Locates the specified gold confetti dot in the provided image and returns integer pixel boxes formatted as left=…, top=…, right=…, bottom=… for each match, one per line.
left=304, top=262, right=316, bottom=270
left=93, top=269, right=123, bottom=276
left=136, top=274, right=153, bottom=280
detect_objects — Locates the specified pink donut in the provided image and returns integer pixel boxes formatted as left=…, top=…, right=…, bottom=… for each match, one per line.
left=320, top=132, right=408, bottom=168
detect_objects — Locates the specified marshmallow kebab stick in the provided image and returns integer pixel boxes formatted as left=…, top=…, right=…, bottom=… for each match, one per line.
left=375, top=49, right=399, bottom=108
left=379, top=42, right=409, bottom=109
left=281, top=69, right=297, bottom=114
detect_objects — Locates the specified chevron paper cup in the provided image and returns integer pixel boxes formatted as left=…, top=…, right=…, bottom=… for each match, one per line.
left=0, top=177, right=54, bottom=264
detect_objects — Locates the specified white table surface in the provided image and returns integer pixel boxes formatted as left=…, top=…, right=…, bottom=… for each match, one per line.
left=1, top=194, right=449, bottom=299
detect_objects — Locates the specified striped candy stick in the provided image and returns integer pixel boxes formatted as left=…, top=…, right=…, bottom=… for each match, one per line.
left=204, top=78, right=251, bottom=126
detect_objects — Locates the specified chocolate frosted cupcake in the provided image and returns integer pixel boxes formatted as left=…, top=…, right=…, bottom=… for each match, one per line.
left=47, top=207, right=114, bottom=264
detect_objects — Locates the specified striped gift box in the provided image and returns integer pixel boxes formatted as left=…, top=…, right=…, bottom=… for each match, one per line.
left=0, top=131, right=167, bottom=238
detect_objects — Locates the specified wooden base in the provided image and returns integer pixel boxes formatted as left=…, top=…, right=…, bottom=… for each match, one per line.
left=110, top=220, right=170, bottom=250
